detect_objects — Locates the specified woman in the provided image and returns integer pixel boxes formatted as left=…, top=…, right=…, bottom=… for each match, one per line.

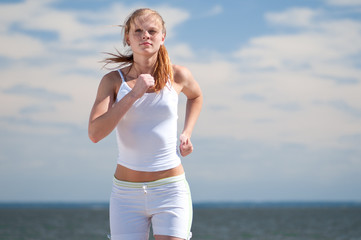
left=88, top=8, right=203, bottom=240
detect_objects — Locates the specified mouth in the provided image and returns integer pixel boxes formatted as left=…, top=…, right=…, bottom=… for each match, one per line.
left=141, top=42, right=152, bottom=46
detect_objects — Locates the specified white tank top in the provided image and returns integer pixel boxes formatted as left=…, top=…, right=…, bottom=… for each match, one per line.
left=115, top=69, right=181, bottom=171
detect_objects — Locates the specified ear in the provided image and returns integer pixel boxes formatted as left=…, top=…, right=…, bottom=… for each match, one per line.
left=160, top=32, right=166, bottom=45
left=124, top=33, right=130, bottom=46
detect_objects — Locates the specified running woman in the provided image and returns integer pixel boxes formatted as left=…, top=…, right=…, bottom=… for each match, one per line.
left=88, top=8, right=203, bottom=240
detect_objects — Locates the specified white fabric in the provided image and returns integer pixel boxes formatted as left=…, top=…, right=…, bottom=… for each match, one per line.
left=115, top=69, right=181, bottom=171
left=110, top=174, right=193, bottom=240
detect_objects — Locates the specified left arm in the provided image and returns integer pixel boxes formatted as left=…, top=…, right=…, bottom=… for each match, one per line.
left=173, top=65, right=203, bottom=157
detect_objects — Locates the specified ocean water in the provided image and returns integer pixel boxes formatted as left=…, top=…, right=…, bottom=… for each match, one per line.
left=1, top=203, right=361, bottom=240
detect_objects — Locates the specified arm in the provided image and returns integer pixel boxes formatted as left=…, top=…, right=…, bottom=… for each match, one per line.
left=88, top=72, right=155, bottom=143
left=173, top=65, right=203, bottom=157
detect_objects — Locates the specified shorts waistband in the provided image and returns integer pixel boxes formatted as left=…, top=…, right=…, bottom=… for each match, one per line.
left=113, top=173, right=186, bottom=189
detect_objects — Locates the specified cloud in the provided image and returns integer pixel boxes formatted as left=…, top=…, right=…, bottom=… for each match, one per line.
left=0, top=0, right=190, bottom=58
left=168, top=44, right=195, bottom=59
left=205, top=5, right=223, bottom=17
left=235, top=23, right=361, bottom=70
left=0, top=33, right=47, bottom=59
left=3, top=84, right=71, bottom=101
left=328, top=100, right=361, bottom=118
left=20, top=104, right=56, bottom=115
left=325, top=0, right=361, bottom=6
left=265, top=7, right=319, bottom=27
left=271, top=102, right=302, bottom=112
left=189, top=4, right=223, bottom=19
left=241, top=93, right=266, bottom=102
left=219, top=7, right=361, bottom=147
left=156, top=6, right=190, bottom=37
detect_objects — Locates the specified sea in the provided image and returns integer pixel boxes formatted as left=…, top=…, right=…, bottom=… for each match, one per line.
left=1, top=202, right=361, bottom=240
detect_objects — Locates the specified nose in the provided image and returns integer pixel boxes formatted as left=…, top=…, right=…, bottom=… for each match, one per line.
left=142, top=31, right=150, bottom=39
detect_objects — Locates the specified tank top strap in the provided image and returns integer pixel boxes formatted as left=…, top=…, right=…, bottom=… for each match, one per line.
left=117, top=69, right=125, bottom=83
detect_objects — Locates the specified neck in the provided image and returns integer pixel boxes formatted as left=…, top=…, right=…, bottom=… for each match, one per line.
left=131, top=53, right=158, bottom=75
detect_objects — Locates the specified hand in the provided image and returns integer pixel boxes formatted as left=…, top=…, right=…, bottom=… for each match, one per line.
left=179, top=133, right=193, bottom=157
left=131, top=74, right=155, bottom=98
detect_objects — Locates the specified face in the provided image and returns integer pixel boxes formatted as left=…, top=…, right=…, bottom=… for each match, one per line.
left=126, top=14, right=165, bottom=56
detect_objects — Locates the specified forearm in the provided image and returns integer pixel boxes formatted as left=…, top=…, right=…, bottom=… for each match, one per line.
left=182, top=94, right=203, bottom=137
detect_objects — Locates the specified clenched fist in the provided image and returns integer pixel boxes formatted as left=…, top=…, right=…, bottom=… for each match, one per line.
left=179, top=133, right=193, bottom=157
left=131, top=74, right=155, bottom=98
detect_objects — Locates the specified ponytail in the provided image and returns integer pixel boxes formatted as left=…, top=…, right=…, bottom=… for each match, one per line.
left=102, top=49, right=133, bottom=69
left=153, top=45, right=173, bottom=91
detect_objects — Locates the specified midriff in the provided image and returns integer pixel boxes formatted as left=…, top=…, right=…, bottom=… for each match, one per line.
left=114, top=164, right=184, bottom=182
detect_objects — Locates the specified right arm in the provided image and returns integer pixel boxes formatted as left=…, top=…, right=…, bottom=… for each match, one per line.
left=88, top=72, right=154, bottom=143
left=88, top=72, right=136, bottom=143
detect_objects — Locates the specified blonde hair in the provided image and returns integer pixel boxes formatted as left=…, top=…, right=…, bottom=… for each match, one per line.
left=104, top=8, right=173, bottom=91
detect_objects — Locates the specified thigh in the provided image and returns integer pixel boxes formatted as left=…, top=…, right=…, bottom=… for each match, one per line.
left=109, top=183, right=150, bottom=240
left=150, top=179, right=193, bottom=240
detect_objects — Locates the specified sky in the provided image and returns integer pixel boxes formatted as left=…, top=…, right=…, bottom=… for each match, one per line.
left=0, top=0, right=361, bottom=203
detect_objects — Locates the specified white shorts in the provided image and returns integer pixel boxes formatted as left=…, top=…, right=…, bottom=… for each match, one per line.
left=109, top=174, right=193, bottom=240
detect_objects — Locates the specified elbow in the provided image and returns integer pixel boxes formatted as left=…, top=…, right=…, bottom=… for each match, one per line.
left=88, top=134, right=99, bottom=143
left=198, top=93, right=203, bottom=105
left=89, top=136, right=99, bottom=143
left=192, top=92, right=203, bottom=102
left=88, top=122, right=112, bottom=143
left=188, top=94, right=203, bottom=107
left=88, top=129, right=101, bottom=143
left=88, top=121, right=105, bottom=143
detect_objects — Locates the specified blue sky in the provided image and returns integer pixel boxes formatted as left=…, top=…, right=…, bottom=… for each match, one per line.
left=1, top=0, right=361, bottom=203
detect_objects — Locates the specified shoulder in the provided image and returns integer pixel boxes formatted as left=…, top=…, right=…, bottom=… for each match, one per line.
left=102, top=70, right=121, bottom=83
left=97, top=70, right=122, bottom=97
left=172, top=64, right=201, bottom=97
left=172, top=64, right=195, bottom=93
left=173, top=64, right=193, bottom=85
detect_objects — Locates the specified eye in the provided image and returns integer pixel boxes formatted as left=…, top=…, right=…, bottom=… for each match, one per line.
left=148, top=29, right=157, bottom=35
left=135, top=29, right=142, bottom=33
